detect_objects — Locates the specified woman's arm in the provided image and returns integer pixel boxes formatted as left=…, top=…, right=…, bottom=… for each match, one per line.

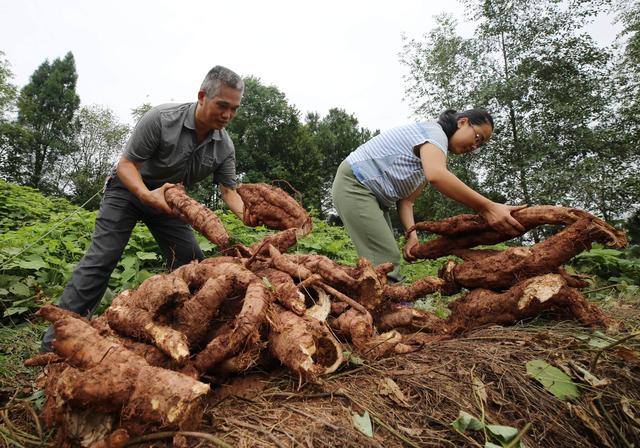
left=397, top=185, right=425, bottom=261
left=419, top=143, right=525, bottom=234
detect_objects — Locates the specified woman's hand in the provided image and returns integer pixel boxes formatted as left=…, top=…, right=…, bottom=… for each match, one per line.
left=480, top=202, right=527, bottom=235
left=403, top=232, right=419, bottom=262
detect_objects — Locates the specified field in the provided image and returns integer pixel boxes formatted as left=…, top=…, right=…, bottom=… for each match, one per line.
left=1, top=180, right=639, bottom=447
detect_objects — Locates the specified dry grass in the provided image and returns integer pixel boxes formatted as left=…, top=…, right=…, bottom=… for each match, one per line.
left=3, top=303, right=639, bottom=447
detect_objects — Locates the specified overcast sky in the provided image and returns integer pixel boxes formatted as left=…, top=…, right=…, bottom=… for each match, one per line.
left=0, top=0, right=620, bottom=132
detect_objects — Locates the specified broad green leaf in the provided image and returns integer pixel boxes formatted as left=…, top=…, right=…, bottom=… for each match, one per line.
left=16, top=256, right=48, bottom=270
left=0, top=288, right=8, bottom=296
left=452, top=410, right=484, bottom=433
left=121, top=269, right=137, bottom=284
left=486, top=424, right=518, bottom=442
left=135, top=270, right=155, bottom=284
left=485, top=443, right=502, bottom=448
left=198, top=239, right=215, bottom=252
left=2, top=247, right=21, bottom=255
left=343, top=350, right=364, bottom=365
left=3, top=306, right=29, bottom=317
left=526, top=359, right=579, bottom=400
left=120, top=256, right=138, bottom=270
left=9, top=282, right=31, bottom=297
left=352, top=410, right=373, bottom=437
left=136, top=251, right=157, bottom=261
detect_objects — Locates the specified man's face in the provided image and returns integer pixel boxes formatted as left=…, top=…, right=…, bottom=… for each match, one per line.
left=198, top=85, right=242, bottom=129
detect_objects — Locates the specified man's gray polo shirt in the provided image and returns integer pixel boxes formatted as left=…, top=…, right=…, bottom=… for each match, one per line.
left=123, top=102, right=237, bottom=190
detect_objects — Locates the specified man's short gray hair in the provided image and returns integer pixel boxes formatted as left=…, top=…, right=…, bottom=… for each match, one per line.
left=200, top=66, right=244, bottom=98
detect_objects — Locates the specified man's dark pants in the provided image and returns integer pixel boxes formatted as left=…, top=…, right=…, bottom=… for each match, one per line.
left=41, top=177, right=203, bottom=352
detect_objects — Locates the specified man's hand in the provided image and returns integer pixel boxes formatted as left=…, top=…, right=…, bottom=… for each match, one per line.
left=480, top=202, right=527, bottom=236
left=140, top=183, right=175, bottom=215
left=403, top=232, right=419, bottom=262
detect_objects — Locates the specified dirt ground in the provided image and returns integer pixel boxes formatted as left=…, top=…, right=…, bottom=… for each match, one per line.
left=3, top=299, right=639, bottom=448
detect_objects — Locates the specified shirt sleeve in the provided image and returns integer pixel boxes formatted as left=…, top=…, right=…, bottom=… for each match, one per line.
left=426, top=127, right=448, bottom=156
left=123, top=107, right=162, bottom=162
left=213, top=137, right=238, bottom=188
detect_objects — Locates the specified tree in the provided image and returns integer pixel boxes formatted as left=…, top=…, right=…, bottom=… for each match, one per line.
left=400, top=1, right=638, bottom=222
left=399, top=15, right=488, bottom=222
left=0, top=52, right=19, bottom=182
left=131, top=102, right=153, bottom=124
left=306, top=108, right=373, bottom=214
left=0, top=51, right=17, bottom=121
left=58, top=105, right=130, bottom=209
left=13, top=52, right=80, bottom=193
left=222, top=77, right=324, bottom=211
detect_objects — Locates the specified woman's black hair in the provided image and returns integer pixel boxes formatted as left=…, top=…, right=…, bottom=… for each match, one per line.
left=437, top=108, right=494, bottom=139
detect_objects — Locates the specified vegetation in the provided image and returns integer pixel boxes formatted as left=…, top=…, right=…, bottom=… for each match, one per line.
left=400, top=0, right=640, bottom=224
left=1, top=180, right=637, bottom=326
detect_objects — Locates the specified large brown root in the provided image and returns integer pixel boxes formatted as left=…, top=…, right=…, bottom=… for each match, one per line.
left=37, top=305, right=210, bottom=437
left=330, top=308, right=406, bottom=358
left=446, top=274, right=616, bottom=333
left=450, top=218, right=622, bottom=290
left=249, top=228, right=305, bottom=257
left=408, top=206, right=595, bottom=236
left=105, top=274, right=191, bottom=363
left=210, top=329, right=265, bottom=376
left=173, top=274, right=235, bottom=347
left=410, top=206, right=627, bottom=259
left=237, top=183, right=312, bottom=234
left=268, top=304, right=343, bottom=380
left=31, top=200, right=627, bottom=445
left=164, top=184, right=229, bottom=247
left=383, top=276, right=445, bottom=302
left=268, top=244, right=314, bottom=279
left=195, top=279, right=273, bottom=372
left=376, top=307, right=448, bottom=334
left=173, top=260, right=255, bottom=291
left=255, top=267, right=306, bottom=315
left=451, top=250, right=593, bottom=289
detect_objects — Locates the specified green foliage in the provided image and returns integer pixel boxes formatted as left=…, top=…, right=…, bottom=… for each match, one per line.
left=0, top=321, right=47, bottom=389
left=0, top=179, right=79, bottom=230
left=0, top=181, right=160, bottom=320
left=400, top=1, right=640, bottom=222
left=226, top=77, right=324, bottom=211
left=570, top=244, right=640, bottom=287
left=306, top=108, right=374, bottom=215
left=0, top=51, right=17, bottom=121
left=11, top=52, right=81, bottom=193
left=451, top=410, right=526, bottom=447
left=61, top=105, right=130, bottom=210
left=526, top=359, right=580, bottom=400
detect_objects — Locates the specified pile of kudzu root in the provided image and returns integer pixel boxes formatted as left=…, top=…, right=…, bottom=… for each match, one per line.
left=25, top=183, right=627, bottom=448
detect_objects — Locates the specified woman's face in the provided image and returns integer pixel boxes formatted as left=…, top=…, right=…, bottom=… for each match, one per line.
left=449, top=117, right=493, bottom=155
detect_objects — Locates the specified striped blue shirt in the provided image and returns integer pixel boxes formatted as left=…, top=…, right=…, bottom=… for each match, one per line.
left=346, top=121, right=448, bottom=208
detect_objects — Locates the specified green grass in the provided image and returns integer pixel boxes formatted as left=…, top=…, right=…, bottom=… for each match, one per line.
left=0, top=320, right=46, bottom=393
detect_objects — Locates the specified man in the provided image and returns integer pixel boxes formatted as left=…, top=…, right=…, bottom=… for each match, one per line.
left=41, top=65, right=245, bottom=352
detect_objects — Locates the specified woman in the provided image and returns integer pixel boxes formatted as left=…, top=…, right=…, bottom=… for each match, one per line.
left=331, top=108, right=525, bottom=282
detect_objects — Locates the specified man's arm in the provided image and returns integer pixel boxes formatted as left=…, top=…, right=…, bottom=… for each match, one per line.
left=219, top=184, right=244, bottom=220
left=116, top=156, right=173, bottom=214
left=419, top=143, right=526, bottom=235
